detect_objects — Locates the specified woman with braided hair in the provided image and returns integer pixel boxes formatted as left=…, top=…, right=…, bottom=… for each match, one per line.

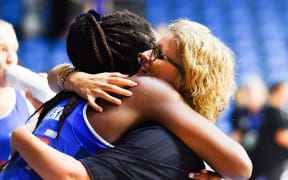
left=2, top=10, right=252, bottom=180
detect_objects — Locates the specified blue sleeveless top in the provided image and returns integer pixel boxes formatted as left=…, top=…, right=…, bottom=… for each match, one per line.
left=0, top=98, right=113, bottom=180
left=0, top=89, right=30, bottom=161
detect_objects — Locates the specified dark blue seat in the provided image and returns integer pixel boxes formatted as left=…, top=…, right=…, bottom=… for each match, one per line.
left=0, top=0, right=22, bottom=27
left=145, top=0, right=169, bottom=27
left=48, top=38, right=70, bottom=68
left=18, top=37, right=49, bottom=73
left=225, top=0, right=250, bottom=10
left=173, top=0, right=196, bottom=19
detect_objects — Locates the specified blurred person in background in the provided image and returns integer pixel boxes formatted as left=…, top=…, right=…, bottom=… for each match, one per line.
left=231, top=75, right=268, bottom=154
left=48, top=0, right=92, bottom=39
left=0, top=20, right=36, bottom=166
left=20, top=0, right=45, bottom=38
left=250, top=81, right=288, bottom=180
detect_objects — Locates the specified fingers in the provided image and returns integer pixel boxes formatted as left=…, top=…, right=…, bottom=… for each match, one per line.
left=98, top=91, right=122, bottom=105
left=201, top=169, right=208, bottom=174
left=189, top=172, right=200, bottom=180
left=102, top=84, right=133, bottom=97
left=72, top=72, right=137, bottom=112
left=189, top=172, right=210, bottom=180
left=105, top=72, right=137, bottom=87
left=87, top=95, right=102, bottom=112
left=87, top=91, right=122, bottom=112
left=108, top=77, right=137, bottom=87
left=188, top=170, right=222, bottom=180
left=108, top=72, right=129, bottom=78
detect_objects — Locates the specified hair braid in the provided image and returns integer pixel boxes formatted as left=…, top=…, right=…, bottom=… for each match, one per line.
left=87, top=13, right=114, bottom=71
left=36, top=10, right=156, bottom=136
left=4, top=10, right=157, bottom=166
left=88, top=24, right=104, bottom=66
left=56, top=95, right=82, bottom=141
left=35, top=91, right=74, bottom=128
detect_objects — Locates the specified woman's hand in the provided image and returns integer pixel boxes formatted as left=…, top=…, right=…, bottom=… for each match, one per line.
left=65, top=72, right=137, bottom=112
left=189, top=169, right=222, bottom=180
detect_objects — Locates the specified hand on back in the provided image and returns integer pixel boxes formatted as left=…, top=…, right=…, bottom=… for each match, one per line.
left=66, top=72, right=137, bottom=112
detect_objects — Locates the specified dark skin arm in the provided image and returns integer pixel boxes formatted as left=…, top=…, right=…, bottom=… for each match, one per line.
left=11, top=76, right=251, bottom=179
left=86, top=76, right=252, bottom=179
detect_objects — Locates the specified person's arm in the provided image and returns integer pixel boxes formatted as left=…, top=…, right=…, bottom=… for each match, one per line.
left=10, top=126, right=90, bottom=180
left=47, top=64, right=69, bottom=92
left=133, top=77, right=252, bottom=179
left=275, top=129, right=288, bottom=148
left=12, top=125, right=212, bottom=180
left=49, top=70, right=252, bottom=179
left=47, top=64, right=137, bottom=112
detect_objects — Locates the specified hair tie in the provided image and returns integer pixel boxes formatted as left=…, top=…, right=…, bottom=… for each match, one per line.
left=88, top=9, right=101, bottom=22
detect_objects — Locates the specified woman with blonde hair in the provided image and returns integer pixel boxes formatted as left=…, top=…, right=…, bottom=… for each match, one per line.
left=167, top=20, right=235, bottom=122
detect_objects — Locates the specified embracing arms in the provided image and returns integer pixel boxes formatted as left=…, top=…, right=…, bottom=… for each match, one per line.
left=48, top=64, right=137, bottom=112
left=10, top=126, right=90, bottom=180
left=48, top=67, right=252, bottom=179
left=10, top=68, right=251, bottom=179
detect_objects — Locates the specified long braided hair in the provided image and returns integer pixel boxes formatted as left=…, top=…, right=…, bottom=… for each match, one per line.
left=35, top=10, right=156, bottom=137
left=0, top=10, right=155, bottom=171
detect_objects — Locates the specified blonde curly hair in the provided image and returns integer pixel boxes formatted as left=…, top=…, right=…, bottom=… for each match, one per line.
left=169, top=20, right=236, bottom=122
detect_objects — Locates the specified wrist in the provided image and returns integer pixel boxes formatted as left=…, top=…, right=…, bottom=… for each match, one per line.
left=57, top=65, right=79, bottom=91
left=63, top=71, right=80, bottom=92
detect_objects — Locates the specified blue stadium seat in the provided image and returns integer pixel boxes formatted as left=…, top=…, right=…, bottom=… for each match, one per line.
left=225, top=0, right=250, bottom=10
left=145, top=0, right=170, bottom=27
left=230, top=25, right=255, bottom=42
left=48, top=39, right=70, bottom=68
left=173, top=0, right=196, bottom=20
left=18, top=37, right=49, bottom=73
left=267, top=70, right=288, bottom=86
left=0, top=0, right=22, bottom=27
left=254, top=0, right=277, bottom=10
left=228, top=9, right=252, bottom=26
left=258, top=25, right=284, bottom=40
left=256, top=10, right=281, bottom=26
left=262, top=40, right=287, bottom=58
left=145, top=0, right=288, bottom=86
left=199, top=0, right=222, bottom=10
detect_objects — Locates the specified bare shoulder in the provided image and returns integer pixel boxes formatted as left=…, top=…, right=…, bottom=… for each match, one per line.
left=129, top=76, right=183, bottom=102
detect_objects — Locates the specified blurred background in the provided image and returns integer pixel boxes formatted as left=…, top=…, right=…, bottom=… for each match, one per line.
left=2, top=0, right=288, bottom=84
left=2, top=0, right=286, bottom=132
left=1, top=0, right=288, bottom=179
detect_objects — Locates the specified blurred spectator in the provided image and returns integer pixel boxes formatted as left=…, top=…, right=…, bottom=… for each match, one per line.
left=20, top=0, right=46, bottom=38
left=231, top=75, right=268, bottom=153
left=0, top=19, right=35, bottom=165
left=250, top=82, right=288, bottom=180
left=48, top=0, right=91, bottom=39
